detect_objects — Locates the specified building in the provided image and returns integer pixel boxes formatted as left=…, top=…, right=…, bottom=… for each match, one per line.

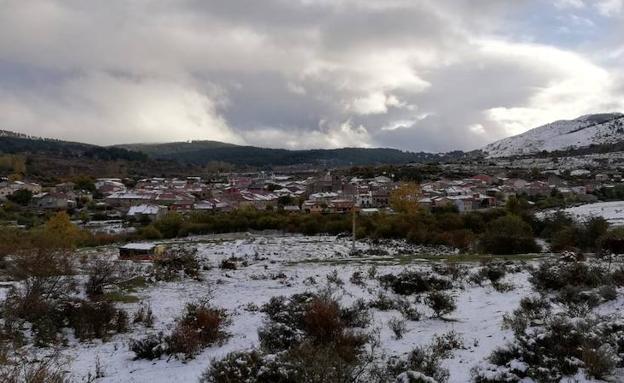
left=119, top=243, right=167, bottom=260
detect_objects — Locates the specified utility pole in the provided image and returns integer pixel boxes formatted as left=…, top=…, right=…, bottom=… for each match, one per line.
left=352, top=183, right=358, bottom=253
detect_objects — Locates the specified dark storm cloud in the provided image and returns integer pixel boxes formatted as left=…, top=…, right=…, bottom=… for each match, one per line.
left=0, top=0, right=622, bottom=150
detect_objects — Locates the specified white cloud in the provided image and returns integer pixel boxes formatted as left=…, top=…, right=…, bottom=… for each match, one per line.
left=0, top=73, right=242, bottom=145
left=0, top=0, right=622, bottom=152
left=480, top=40, right=623, bottom=137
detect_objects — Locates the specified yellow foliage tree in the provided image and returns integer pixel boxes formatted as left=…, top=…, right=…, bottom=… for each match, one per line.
left=39, top=211, right=86, bottom=249
left=389, top=182, right=421, bottom=215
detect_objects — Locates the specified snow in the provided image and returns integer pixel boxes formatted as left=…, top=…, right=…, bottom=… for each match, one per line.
left=120, top=243, right=158, bottom=250
left=541, top=201, right=624, bottom=226
left=10, top=233, right=624, bottom=383
left=484, top=113, right=624, bottom=158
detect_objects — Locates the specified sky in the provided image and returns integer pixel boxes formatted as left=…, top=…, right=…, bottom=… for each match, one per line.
left=0, top=0, right=623, bottom=152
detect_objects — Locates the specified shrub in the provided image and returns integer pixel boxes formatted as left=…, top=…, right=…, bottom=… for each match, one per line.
left=388, top=317, right=407, bottom=340
left=84, top=259, right=120, bottom=298
left=63, top=299, right=124, bottom=340
left=396, top=298, right=422, bottom=321
left=133, top=303, right=155, bottom=327
left=153, top=249, right=201, bottom=281
left=0, top=355, right=68, bottom=383
left=168, top=301, right=230, bottom=358
left=430, top=331, right=464, bottom=358
left=199, top=350, right=281, bottom=383
left=259, top=292, right=370, bottom=364
left=369, top=291, right=397, bottom=311
left=379, top=270, right=452, bottom=295
left=598, top=284, right=617, bottom=301
left=130, top=333, right=168, bottom=360
left=502, top=296, right=551, bottom=336
left=387, top=346, right=450, bottom=383
left=475, top=314, right=624, bottom=382
left=326, top=270, right=344, bottom=286
left=131, top=300, right=230, bottom=360
left=480, top=215, right=540, bottom=255
left=530, top=258, right=608, bottom=291
left=556, top=285, right=601, bottom=316
left=424, top=291, right=456, bottom=318
left=350, top=271, right=365, bottom=286
left=219, top=258, right=238, bottom=270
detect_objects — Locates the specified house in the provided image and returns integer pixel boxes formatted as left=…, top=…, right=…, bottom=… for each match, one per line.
left=0, top=181, right=42, bottom=201
left=127, top=204, right=166, bottom=221
left=34, top=192, right=76, bottom=210
left=282, top=205, right=300, bottom=213
left=119, top=243, right=167, bottom=260
left=596, top=173, right=610, bottom=182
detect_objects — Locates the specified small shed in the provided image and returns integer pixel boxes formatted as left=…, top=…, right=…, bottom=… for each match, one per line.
left=119, top=243, right=166, bottom=260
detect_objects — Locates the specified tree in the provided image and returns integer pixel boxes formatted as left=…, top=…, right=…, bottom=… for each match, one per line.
left=7, top=189, right=33, bottom=206
left=38, top=211, right=85, bottom=249
left=389, top=182, right=421, bottom=215
left=72, top=175, right=96, bottom=192
left=480, top=215, right=540, bottom=255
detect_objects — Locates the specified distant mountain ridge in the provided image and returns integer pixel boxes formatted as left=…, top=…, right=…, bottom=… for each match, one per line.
left=0, top=130, right=147, bottom=161
left=484, top=113, right=624, bottom=157
left=117, top=141, right=472, bottom=167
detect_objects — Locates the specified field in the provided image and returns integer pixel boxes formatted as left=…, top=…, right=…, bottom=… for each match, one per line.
left=4, top=233, right=624, bottom=382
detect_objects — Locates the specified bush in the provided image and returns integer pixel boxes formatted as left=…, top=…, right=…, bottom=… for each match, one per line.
left=130, top=333, right=168, bottom=360
left=0, top=355, right=68, bottom=383
left=502, top=296, right=551, bottom=336
left=530, top=258, right=608, bottom=291
left=219, top=258, right=238, bottom=270
left=475, top=314, right=624, bottom=382
left=153, top=249, right=201, bottom=281
left=379, top=270, right=452, bottom=295
left=386, top=346, right=450, bottom=383
left=85, top=259, right=119, bottom=298
left=64, top=299, right=125, bottom=340
left=388, top=317, right=407, bottom=340
left=424, top=291, right=456, bottom=318
left=480, top=215, right=540, bottom=255
left=199, top=350, right=279, bottom=383
left=430, top=331, right=464, bottom=358
left=133, top=303, right=155, bottom=327
left=168, top=301, right=230, bottom=358
left=131, top=300, right=230, bottom=360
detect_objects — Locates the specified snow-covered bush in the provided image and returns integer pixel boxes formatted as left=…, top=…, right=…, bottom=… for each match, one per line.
left=474, top=314, right=624, bottom=382
left=130, top=333, right=168, bottom=360
left=379, top=270, right=453, bottom=295
left=424, top=291, right=456, bottom=318
left=388, top=317, right=407, bottom=339
left=529, top=258, right=608, bottom=291
left=502, top=296, right=551, bottom=336
left=385, top=345, right=450, bottom=383
left=431, top=331, right=464, bottom=357
left=168, top=300, right=230, bottom=359
left=131, top=299, right=230, bottom=360
left=153, top=248, right=201, bottom=281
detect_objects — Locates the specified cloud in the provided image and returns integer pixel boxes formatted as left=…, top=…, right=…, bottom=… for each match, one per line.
left=0, top=72, right=242, bottom=145
left=0, top=0, right=622, bottom=152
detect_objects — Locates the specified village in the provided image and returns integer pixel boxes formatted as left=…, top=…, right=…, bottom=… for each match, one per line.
left=1, top=166, right=620, bottom=229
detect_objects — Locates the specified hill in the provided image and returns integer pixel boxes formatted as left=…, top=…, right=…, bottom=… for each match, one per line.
left=117, top=141, right=469, bottom=167
left=483, top=113, right=624, bottom=157
left=0, top=130, right=147, bottom=161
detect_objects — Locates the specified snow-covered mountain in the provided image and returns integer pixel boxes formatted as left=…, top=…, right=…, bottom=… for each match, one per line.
left=483, top=113, right=624, bottom=157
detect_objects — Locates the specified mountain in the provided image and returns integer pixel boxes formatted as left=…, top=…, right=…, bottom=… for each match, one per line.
left=0, top=130, right=147, bottom=161
left=483, top=113, right=624, bottom=157
left=117, top=141, right=471, bottom=167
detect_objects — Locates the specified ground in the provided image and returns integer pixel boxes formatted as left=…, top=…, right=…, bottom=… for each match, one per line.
left=6, top=233, right=624, bottom=383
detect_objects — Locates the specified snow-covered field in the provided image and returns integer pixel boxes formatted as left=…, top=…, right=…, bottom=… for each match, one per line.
left=8, top=233, right=624, bottom=383
left=541, top=201, right=624, bottom=226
